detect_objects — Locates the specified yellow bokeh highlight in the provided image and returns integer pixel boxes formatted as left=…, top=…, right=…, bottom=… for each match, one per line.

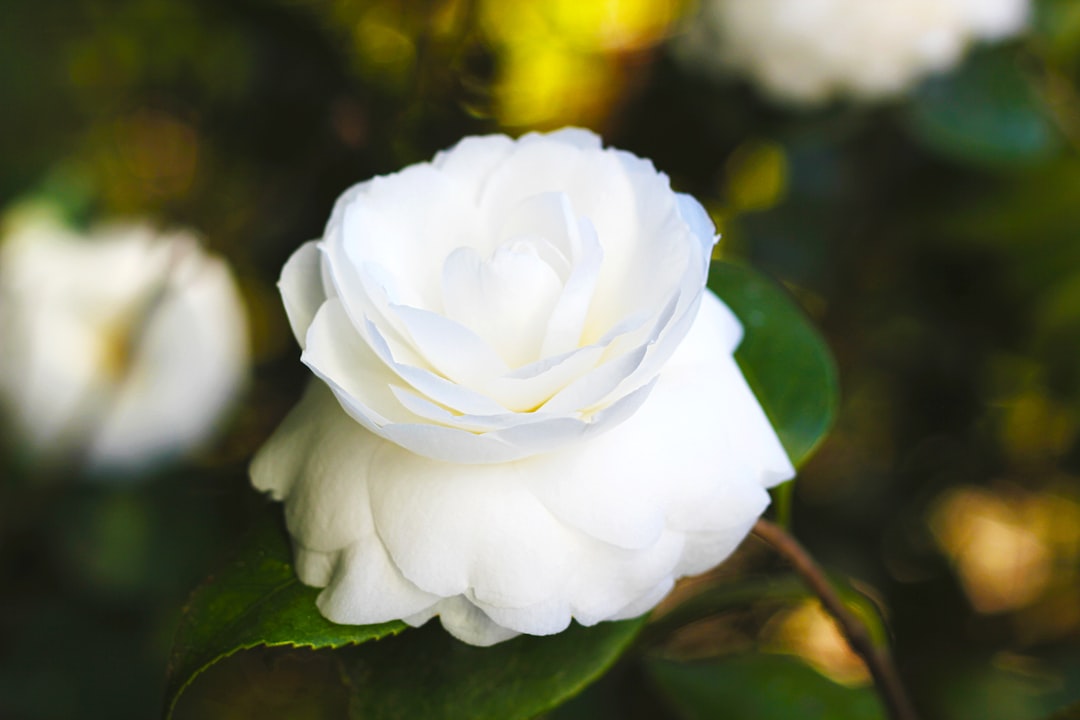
left=495, top=45, right=617, bottom=129
left=931, top=486, right=1080, bottom=615
left=546, top=0, right=680, bottom=51
left=764, top=599, right=872, bottom=687
left=482, top=0, right=681, bottom=52
left=480, top=0, right=685, bottom=128
left=317, top=0, right=685, bottom=128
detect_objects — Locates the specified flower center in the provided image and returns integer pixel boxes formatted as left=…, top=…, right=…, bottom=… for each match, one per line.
left=440, top=237, right=564, bottom=369
left=438, top=191, right=603, bottom=371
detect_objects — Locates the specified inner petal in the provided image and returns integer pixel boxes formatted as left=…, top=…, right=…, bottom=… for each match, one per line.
left=497, top=192, right=579, bottom=274
left=540, top=216, right=603, bottom=358
left=441, top=242, right=563, bottom=369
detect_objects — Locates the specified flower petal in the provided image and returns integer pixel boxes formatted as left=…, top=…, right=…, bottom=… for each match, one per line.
left=472, top=594, right=572, bottom=637
left=675, top=192, right=720, bottom=258
left=366, top=446, right=577, bottom=606
left=301, top=298, right=412, bottom=428
left=426, top=596, right=521, bottom=647
left=250, top=381, right=380, bottom=550
left=390, top=304, right=510, bottom=389
left=378, top=422, right=522, bottom=464
left=278, top=240, right=327, bottom=349
left=528, top=290, right=787, bottom=550
left=316, top=539, right=440, bottom=626
left=431, top=134, right=516, bottom=201
left=522, top=127, right=603, bottom=151
left=540, top=215, right=604, bottom=358
left=440, top=242, right=563, bottom=368
left=363, top=317, right=510, bottom=416
left=666, top=290, right=793, bottom=487
left=607, top=578, right=676, bottom=622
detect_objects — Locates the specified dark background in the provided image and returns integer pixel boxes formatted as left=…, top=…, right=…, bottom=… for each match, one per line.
left=2, top=0, right=1079, bottom=717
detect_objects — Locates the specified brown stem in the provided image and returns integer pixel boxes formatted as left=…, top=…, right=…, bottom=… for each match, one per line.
left=752, top=519, right=920, bottom=720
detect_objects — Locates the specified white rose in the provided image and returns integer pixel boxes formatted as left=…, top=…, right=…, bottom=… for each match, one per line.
left=251, top=129, right=794, bottom=646
left=677, top=0, right=1029, bottom=104
left=0, top=208, right=249, bottom=472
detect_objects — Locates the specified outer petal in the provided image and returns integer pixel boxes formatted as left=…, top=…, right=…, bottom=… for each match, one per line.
left=251, top=382, right=380, bottom=544
left=431, top=134, right=516, bottom=201
left=301, top=298, right=415, bottom=428
left=522, top=127, right=603, bottom=151
left=278, top=240, right=327, bottom=349
left=666, top=290, right=794, bottom=487
left=366, top=446, right=578, bottom=607
left=316, top=540, right=440, bottom=625
left=527, top=290, right=787, bottom=552
left=250, top=383, right=441, bottom=624
left=424, top=596, right=520, bottom=647
left=675, top=192, right=719, bottom=258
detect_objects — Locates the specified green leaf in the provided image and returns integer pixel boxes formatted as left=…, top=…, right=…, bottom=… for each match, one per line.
left=647, top=654, right=887, bottom=720
left=164, top=510, right=646, bottom=719
left=709, top=260, right=839, bottom=468
left=163, top=512, right=407, bottom=718
left=906, top=48, right=1059, bottom=168
left=339, top=615, right=646, bottom=719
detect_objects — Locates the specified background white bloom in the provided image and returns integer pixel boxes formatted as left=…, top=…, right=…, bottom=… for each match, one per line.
left=252, top=129, right=794, bottom=646
left=0, top=207, right=250, bottom=473
left=677, top=0, right=1030, bottom=104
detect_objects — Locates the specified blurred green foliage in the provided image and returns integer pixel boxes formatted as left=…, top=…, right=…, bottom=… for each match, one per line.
left=2, top=0, right=1080, bottom=718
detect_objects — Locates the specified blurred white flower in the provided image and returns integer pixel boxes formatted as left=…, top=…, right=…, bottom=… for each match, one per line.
left=252, top=129, right=793, bottom=646
left=677, top=0, right=1029, bottom=104
left=0, top=207, right=249, bottom=473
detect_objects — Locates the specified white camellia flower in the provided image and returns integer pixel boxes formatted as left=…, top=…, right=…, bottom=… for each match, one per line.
left=0, top=207, right=249, bottom=472
left=677, top=0, right=1029, bottom=104
left=252, top=129, right=794, bottom=646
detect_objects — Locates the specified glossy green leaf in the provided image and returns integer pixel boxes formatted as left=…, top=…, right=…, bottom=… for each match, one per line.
left=709, top=260, right=839, bottom=468
left=163, top=513, right=407, bottom=718
left=339, top=615, right=646, bottom=719
left=906, top=48, right=1059, bottom=168
left=164, top=510, right=646, bottom=719
left=647, top=654, right=886, bottom=720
